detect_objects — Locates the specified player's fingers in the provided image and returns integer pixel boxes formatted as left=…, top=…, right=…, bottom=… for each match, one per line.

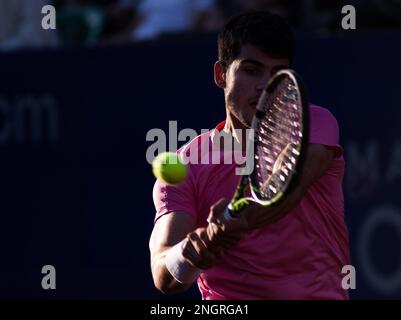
left=207, top=198, right=230, bottom=224
left=186, top=231, right=218, bottom=269
left=192, top=231, right=218, bottom=264
left=198, top=228, right=219, bottom=253
left=182, top=238, right=213, bottom=269
left=197, top=230, right=227, bottom=260
left=181, top=238, right=202, bottom=268
left=208, top=221, right=244, bottom=243
left=207, top=223, right=244, bottom=249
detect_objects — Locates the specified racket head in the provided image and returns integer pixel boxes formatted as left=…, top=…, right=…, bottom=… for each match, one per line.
left=229, top=69, right=309, bottom=213
left=250, top=69, right=309, bottom=205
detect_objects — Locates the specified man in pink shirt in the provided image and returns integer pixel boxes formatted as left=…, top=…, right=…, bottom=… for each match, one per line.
left=150, top=11, right=350, bottom=300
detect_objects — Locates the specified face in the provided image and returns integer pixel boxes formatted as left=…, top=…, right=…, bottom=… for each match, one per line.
left=215, top=44, right=290, bottom=129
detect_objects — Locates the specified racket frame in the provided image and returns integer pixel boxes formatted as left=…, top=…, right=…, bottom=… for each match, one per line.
left=228, top=69, right=309, bottom=216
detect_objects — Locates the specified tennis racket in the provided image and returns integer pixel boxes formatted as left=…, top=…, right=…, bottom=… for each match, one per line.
left=224, top=69, right=309, bottom=220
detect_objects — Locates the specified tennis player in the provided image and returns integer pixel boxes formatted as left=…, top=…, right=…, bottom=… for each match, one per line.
left=150, top=11, right=350, bottom=300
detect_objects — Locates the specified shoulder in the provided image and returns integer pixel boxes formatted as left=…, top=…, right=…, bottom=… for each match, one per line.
left=308, top=104, right=343, bottom=157
left=309, top=104, right=340, bottom=128
left=309, top=104, right=340, bottom=136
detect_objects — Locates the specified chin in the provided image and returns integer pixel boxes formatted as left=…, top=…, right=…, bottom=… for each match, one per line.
left=244, top=111, right=255, bottom=127
left=240, top=117, right=252, bottom=128
left=229, top=106, right=253, bottom=128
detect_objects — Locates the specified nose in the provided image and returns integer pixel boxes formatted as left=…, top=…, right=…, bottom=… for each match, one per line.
left=256, top=81, right=264, bottom=92
left=256, top=73, right=271, bottom=92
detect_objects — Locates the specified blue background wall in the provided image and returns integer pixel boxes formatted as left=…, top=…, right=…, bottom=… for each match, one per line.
left=0, top=31, right=400, bottom=299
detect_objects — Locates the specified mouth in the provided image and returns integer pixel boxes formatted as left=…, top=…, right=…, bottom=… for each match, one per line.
left=249, top=97, right=260, bottom=109
left=250, top=101, right=258, bottom=109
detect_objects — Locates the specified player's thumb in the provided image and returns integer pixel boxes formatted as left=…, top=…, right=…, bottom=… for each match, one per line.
left=207, top=198, right=230, bottom=224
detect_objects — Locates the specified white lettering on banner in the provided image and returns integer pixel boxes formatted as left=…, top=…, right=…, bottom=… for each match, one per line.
left=0, top=95, right=59, bottom=145
left=346, top=141, right=379, bottom=199
left=358, top=205, right=401, bottom=294
left=346, top=140, right=401, bottom=199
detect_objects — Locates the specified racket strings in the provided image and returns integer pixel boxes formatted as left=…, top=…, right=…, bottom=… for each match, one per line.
left=253, top=77, right=304, bottom=200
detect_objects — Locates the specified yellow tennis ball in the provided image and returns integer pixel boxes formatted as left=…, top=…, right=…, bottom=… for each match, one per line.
left=152, top=152, right=188, bottom=185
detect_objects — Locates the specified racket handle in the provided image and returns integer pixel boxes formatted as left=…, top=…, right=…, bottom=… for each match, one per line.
left=222, top=207, right=235, bottom=222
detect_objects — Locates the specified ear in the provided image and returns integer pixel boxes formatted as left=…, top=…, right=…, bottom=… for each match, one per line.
left=214, top=61, right=226, bottom=89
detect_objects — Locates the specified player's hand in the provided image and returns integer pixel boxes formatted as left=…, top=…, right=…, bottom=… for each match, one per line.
left=208, top=191, right=302, bottom=233
left=206, top=198, right=247, bottom=246
left=181, top=227, right=222, bottom=270
left=181, top=198, right=249, bottom=270
left=237, top=187, right=303, bottom=230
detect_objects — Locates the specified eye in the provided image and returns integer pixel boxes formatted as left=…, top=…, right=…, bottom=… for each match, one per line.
left=244, top=68, right=258, bottom=75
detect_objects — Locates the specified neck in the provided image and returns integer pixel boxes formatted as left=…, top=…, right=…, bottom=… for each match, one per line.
left=223, top=113, right=250, bottom=151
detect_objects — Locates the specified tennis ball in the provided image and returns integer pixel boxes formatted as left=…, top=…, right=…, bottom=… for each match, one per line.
left=152, top=152, right=188, bottom=185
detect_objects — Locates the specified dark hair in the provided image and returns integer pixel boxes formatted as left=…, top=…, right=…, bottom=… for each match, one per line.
left=218, top=11, right=295, bottom=69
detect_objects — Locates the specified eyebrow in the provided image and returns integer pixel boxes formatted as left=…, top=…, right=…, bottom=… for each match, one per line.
left=239, top=59, right=288, bottom=72
left=239, top=59, right=265, bottom=68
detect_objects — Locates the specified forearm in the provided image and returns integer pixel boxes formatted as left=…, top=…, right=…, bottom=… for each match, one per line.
left=265, top=186, right=304, bottom=224
left=238, top=145, right=336, bottom=230
left=149, top=210, right=240, bottom=295
left=235, top=186, right=305, bottom=230
left=149, top=213, right=200, bottom=294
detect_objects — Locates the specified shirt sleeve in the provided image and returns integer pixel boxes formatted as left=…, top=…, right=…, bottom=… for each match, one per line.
left=309, top=105, right=343, bottom=158
left=152, top=166, right=197, bottom=224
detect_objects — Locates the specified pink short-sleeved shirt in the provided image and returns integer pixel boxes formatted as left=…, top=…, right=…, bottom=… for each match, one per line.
left=153, top=105, right=350, bottom=300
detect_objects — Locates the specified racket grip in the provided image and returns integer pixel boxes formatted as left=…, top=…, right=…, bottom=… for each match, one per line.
left=222, top=207, right=235, bottom=222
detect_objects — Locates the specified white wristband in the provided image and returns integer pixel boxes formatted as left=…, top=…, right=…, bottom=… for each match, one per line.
left=165, top=239, right=202, bottom=284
